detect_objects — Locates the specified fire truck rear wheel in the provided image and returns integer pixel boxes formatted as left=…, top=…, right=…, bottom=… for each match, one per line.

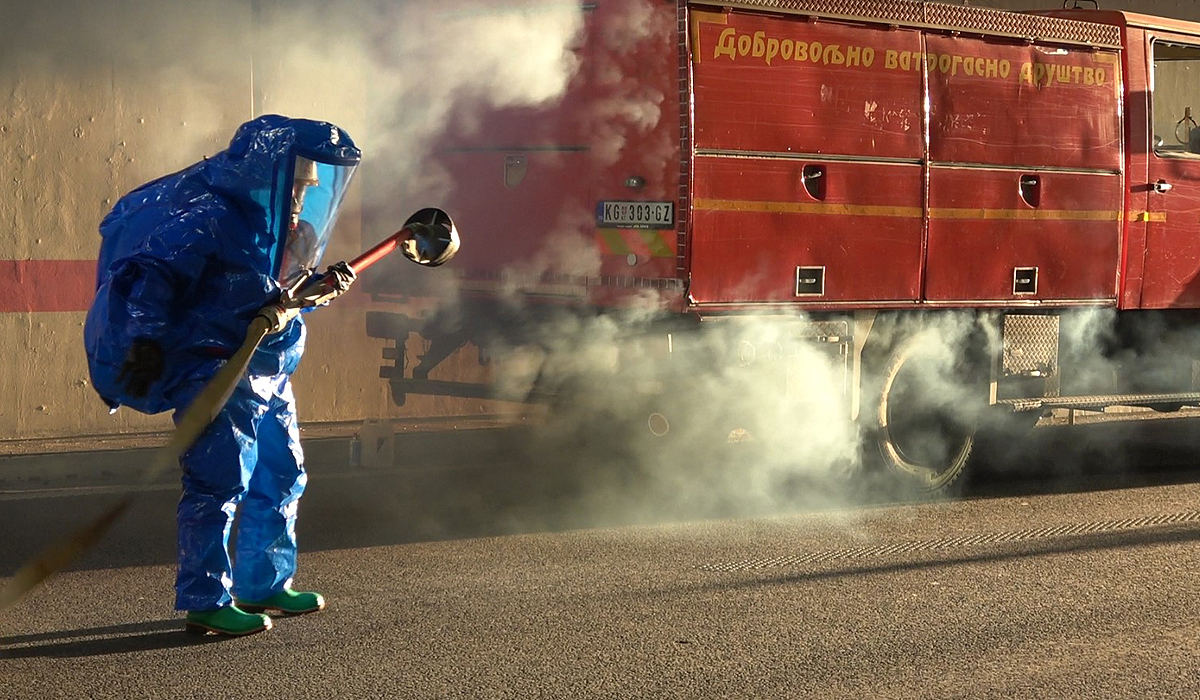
left=868, top=330, right=982, bottom=496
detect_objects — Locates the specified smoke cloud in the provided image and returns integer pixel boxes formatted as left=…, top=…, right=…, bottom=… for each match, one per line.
left=467, top=290, right=1200, bottom=530
left=474, top=308, right=865, bottom=525
left=0, top=0, right=587, bottom=204
left=253, top=0, right=587, bottom=205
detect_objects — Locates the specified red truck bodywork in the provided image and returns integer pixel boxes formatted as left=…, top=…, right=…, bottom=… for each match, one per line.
left=418, top=0, right=1200, bottom=315
left=366, top=1, right=1200, bottom=493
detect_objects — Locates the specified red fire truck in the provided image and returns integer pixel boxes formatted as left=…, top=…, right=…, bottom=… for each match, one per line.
left=366, top=0, right=1200, bottom=494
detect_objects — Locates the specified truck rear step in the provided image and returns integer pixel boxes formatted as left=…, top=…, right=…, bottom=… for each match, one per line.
left=998, top=393, right=1200, bottom=412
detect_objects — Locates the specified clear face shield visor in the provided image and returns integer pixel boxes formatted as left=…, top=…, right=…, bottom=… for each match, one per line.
left=278, top=155, right=357, bottom=286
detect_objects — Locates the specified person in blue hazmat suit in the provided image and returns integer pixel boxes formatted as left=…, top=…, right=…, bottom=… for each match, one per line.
left=84, top=115, right=360, bottom=637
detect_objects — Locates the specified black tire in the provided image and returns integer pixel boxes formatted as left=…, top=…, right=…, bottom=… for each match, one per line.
left=864, top=327, right=985, bottom=497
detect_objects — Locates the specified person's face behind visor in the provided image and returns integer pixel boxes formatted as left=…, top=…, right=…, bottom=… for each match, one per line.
left=279, top=155, right=357, bottom=286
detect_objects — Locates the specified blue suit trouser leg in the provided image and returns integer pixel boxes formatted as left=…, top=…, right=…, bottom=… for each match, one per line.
left=173, top=379, right=265, bottom=612
left=231, top=377, right=307, bottom=601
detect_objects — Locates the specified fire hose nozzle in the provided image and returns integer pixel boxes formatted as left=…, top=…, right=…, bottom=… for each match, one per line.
left=399, top=209, right=459, bottom=267
left=350, top=208, right=459, bottom=272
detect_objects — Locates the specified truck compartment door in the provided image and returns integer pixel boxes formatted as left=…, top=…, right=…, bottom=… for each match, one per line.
left=923, top=35, right=1123, bottom=303
left=688, top=10, right=924, bottom=305
left=1140, top=36, right=1200, bottom=309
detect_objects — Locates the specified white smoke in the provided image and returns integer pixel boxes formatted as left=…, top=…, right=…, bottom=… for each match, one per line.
left=470, top=303, right=874, bottom=525
left=253, top=0, right=587, bottom=214
left=582, top=1, right=673, bottom=169
left=476, top=291, right=1200, bottom=526
left=0, top=0, right=587, bottom=204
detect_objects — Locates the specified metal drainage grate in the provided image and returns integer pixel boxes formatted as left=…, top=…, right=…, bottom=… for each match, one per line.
left=699, top=510, right=1200, bottom=572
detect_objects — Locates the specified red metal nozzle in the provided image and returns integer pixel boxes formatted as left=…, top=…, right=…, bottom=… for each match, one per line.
left=349, top=229, right=407, bottom=274
left=348, top=207, right=458, bottom=273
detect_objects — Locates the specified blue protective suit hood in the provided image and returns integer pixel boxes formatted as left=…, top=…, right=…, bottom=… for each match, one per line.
left=84, top=115, right=361, bottom=414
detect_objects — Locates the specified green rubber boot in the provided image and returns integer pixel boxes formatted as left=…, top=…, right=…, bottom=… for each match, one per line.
left=184, top=605, right=273, bottom=637
left=236, top=588, right=326, bottom=615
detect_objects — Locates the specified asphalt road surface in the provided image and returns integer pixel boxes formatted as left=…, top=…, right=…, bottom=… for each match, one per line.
left=3, top=416, right=1200, bottom=699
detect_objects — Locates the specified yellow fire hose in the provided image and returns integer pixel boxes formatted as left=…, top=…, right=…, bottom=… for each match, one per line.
left=0, top=315, right=272, bottom=613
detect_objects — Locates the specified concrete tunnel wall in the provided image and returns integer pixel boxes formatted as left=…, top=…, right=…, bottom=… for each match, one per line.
left=1, top=0, right=1198, bottom=450
left=0, top=0, right=501, bottom=450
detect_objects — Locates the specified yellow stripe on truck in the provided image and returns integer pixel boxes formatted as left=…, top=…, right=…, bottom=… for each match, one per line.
left=693, top=198, right=922, bottom=218
left=694, top=197, right=1144, bottom=223
left=930, top=208, right=1120, bottom=221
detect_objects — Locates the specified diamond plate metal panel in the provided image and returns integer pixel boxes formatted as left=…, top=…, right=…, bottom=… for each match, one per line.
left=794, top=320, right=850, bottom=339
left=710, top=0, right=923, bottom=24
left=1000, top=392, right=1200, bottom=412
left=923, top=3, right=1120, bottom=48
left=705, top=0, right=1122, bottom=48
left=699, top=317, right=849, bottom=339
left=1003, top=314, right=1059, bottom=376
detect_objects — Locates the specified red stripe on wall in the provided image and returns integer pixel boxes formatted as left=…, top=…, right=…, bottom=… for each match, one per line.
left=0, top=260, right=96, bottom=313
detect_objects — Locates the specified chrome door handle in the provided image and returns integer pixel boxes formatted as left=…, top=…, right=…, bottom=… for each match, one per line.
left=1153, top=180, right=1173, bottom=193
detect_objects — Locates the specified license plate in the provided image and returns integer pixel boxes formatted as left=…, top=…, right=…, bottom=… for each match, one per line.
left=597, top=201, right=674, bottom=229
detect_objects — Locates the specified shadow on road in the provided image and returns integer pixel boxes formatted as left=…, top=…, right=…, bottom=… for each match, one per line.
left=1, top=619, right=217, bottom=658
left=667, top=520, right=1200, bottom=596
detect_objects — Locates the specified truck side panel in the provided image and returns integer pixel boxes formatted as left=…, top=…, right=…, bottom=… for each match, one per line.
left=691, top=158, right=924, bottom=303
left=690, top=10, right=924, bottom=158
left=688, top=10, right=924, bottom=305
left=924, top=34, right=1123, bottom=303
left=925, top=168, right=1123, bottom=301
left=925, top=35, right=1122, bottom=171
left=689, top=7, right=1126, bottom=308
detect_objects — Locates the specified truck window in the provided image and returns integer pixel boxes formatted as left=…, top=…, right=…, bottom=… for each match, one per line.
left=1152, top=41, right=1200, bottom=156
